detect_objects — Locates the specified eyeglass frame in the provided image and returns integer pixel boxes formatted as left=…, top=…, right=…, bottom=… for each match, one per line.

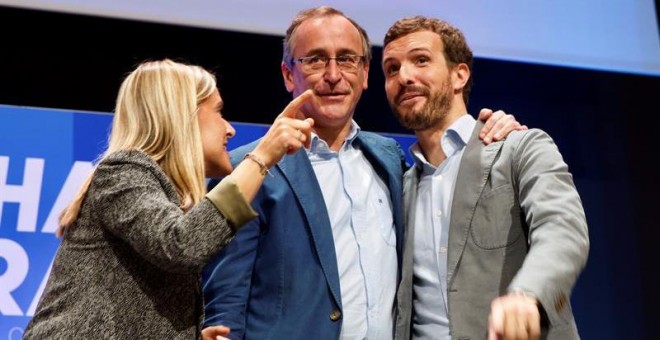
left=290, top=55, right=367, bottom=73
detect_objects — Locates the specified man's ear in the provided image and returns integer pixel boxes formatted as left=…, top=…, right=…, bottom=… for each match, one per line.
left=362, top=61, right=370, bottom=90
left=282, top=62, right=295, bottom=92
left=452, top=63, right=470, bottom=91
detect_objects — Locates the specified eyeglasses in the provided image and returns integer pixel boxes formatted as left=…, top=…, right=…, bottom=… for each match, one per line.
left=291, top=55, right=366, bottom=73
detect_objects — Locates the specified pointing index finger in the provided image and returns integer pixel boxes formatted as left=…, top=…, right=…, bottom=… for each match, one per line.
left=281, top=89, right=314, bottom=119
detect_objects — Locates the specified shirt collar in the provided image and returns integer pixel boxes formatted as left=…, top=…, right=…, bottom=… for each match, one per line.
left=410, top=114, right=476, bottom=173
left=309, top=120, right=361, bottom=154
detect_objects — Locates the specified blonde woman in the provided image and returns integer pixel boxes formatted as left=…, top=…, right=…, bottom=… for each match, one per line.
left=24, top=59, right=314, bottom=339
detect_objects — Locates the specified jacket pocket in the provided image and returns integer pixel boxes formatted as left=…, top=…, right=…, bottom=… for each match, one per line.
left=469, top=185, right=523, bottom=249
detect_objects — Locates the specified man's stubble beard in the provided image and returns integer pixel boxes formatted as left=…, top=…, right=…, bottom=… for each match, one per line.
left=390, top=78, right=453, bottom=132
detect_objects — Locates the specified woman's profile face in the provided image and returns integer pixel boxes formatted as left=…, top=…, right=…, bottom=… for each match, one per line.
left=197, top=89, right=236, bottom=177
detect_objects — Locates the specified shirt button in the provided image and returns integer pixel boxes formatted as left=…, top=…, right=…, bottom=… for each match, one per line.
left=330, top=309, right=342, bottom=321
left=435, top=209, right=442, bottom=218
left=439, top=246, right=447, bottom=254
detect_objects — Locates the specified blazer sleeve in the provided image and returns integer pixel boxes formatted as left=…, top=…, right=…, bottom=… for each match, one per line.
left=508, top=129, right=590, bottom=326
left=89, top=161, right=241, bottom=273
left=201, top=211, right=261, bottom=339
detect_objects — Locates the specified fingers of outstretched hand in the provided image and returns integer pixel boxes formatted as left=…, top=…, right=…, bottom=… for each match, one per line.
left=278, top=90, right=315, bottom=152
left=275, top=116, right=314, bottom=153
left=488, top=298, right=505, bottom=340
left=257, top=115, right=314, bottom=165
left=278, top=90, right=315, bottom=150
left=279, top=89, right=314, bottom=119
left=488, top=294, right=541, bottom=340
left=201, top=325, right=231, bottom=340
left=300, top=117, right=314, bottom=148
left=256, top=92, right=315, bottom=165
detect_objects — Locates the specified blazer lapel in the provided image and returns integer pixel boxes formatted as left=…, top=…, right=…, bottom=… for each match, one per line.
left=402, top=166, right=420, bottom=283
left=447, top=121, right=503, bottom=287
left=278, top=150, right=342, bottom=308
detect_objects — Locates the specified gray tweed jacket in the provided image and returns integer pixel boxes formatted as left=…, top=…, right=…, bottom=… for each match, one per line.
left=24, top=150, right=245, bottom=339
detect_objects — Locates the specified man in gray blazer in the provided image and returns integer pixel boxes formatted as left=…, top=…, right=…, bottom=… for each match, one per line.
left=382, top=16, right=589, bottom=339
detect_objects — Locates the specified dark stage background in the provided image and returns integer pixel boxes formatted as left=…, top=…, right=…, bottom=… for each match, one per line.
left=1, top=6, right=659, bottom=339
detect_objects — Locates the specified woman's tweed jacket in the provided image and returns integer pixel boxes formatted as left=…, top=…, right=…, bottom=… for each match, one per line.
left=25, top=150, right=242, bottom=339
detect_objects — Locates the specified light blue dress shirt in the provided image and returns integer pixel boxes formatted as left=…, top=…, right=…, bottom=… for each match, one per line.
left=307, top=121, right=397, bottom=340
left=410, top=114, right=476, bottom=339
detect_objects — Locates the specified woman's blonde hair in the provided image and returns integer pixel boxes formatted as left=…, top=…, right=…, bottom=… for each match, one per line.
left=57, top=59, right=217, bottom=236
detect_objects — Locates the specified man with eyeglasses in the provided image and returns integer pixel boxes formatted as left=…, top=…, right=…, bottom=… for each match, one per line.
left=292, top=55, right=366, bottom=73
left=202, top=6, right=522, bottom=339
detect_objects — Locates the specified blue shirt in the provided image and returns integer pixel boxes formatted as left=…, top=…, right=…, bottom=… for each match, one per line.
left=410, top=114, right=476, bottom=339
left=307, top=121, right=397, bottom=340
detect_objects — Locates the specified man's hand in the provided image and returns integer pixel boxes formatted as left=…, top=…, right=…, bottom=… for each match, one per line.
left=201, top=325, right=231, bottom=340
left=478, top=108, right=528, bottom=144
left=488, top=292, right=541, bottom=340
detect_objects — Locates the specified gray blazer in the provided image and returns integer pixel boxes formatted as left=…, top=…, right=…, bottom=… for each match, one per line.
left=24, top=150, right=242, bottom=339
left=395, top=122, right=589, bottom=340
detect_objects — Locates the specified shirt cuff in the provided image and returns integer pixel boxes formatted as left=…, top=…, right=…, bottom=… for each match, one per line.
left=205, top=177, right=258, bottom=230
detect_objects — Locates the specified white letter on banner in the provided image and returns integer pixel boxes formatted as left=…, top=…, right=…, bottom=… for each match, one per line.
left=42, top=161, right=94, bottom=233
left=0, top=238, right=29, bottom=316
left=0, top=156, right=44, bottom=232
